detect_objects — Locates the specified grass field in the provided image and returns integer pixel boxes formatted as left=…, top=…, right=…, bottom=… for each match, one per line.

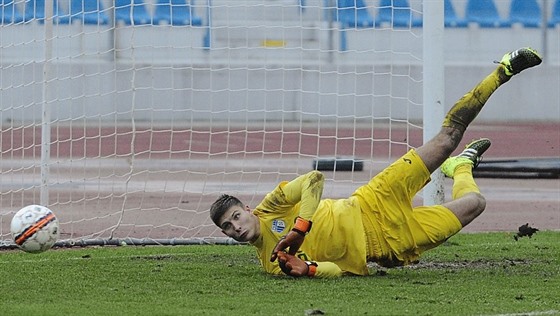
left=0, top=231, right=558, bottom=316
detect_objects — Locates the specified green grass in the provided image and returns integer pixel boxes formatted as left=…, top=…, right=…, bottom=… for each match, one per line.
left=1, top=232, right=559, bottom=316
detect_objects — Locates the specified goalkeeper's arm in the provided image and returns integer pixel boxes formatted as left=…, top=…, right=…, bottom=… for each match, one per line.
left=281, top=170, right=324, bottom=221
left=277, top=252, right=342, bottom=278
left=270, top=171, right=324, bottom=262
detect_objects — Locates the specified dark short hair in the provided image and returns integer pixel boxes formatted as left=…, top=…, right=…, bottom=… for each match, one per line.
left=210, top=194, right=244, bottom=226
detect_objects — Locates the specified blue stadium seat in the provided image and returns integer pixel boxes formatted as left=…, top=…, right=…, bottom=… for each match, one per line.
left=24, top=0, right=69, bottom=24
left=444, top=0, right=467, bottom=28
left=335, top=0, right=374, bottom=28
left=376, top=0, right=422, bottom=28
left=68, top=0, right=109, bottom=25
left=549, top=0, right=560, bottom=27
left=508, top=0, right=541, bottom=28
left=1, top=0, right=24, bottom=23
left=115, top=0, right=151, bottom=25
left=465, top=0, right=511, bottom=28
left=152, top=0, right=202, bottom=26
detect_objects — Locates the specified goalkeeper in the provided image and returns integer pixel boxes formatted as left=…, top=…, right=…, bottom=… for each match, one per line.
left=210, top=47, right=542, bottom=278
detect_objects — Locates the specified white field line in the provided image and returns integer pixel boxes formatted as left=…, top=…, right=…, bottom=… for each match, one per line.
left=480, top=310, right=560, bottom=316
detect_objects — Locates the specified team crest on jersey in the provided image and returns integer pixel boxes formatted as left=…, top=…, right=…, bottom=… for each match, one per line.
left=271, top=219, right=286, bottom=233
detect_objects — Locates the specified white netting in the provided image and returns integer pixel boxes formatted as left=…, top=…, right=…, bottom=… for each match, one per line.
left=0, top=0, right=426, bottom=246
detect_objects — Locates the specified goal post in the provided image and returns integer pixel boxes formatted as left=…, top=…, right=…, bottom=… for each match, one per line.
left=422, top=0, right=445, bottom=206
left=0, top=0, right=437, bottom=248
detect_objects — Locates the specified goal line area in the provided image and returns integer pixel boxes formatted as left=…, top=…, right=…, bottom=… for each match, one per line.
left=0, top=122, right=421, bottom=248
left=2, top=0, right=444, bottom=247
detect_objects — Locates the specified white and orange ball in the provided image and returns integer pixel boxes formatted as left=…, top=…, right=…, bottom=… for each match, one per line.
left=10, top=205, right=60, bottom=253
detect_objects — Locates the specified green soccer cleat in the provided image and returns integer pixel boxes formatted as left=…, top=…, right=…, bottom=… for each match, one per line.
left=495, top=47, right=542, bottom=76
left=441, top=138, right=492, bottom=178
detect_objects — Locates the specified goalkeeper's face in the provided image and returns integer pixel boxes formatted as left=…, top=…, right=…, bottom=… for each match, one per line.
left=218, top=205, right=260, bottom=243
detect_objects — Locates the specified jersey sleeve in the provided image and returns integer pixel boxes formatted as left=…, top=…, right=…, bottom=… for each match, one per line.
left=314, top=261, right=343, bottom=278
left=263, top=259, right=342, bottom=278
left=280, top=170, right=324, bottom=221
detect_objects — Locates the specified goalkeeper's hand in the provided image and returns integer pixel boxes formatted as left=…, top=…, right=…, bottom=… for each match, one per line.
left=270, top=217, right=312, bottom=262
left=277, top=252, right=317, bottom=277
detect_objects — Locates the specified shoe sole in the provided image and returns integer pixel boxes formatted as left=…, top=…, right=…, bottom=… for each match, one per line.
left=506, top=48, right=543, bottom=75
left=465, top=138, right=491, bottom=157
left=462, top=138, right=491, bottom=167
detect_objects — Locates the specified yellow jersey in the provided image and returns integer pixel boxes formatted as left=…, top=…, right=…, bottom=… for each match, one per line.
left=249, top=150, right=462, bottom=278
left=251, top=172, right=368, bottom=278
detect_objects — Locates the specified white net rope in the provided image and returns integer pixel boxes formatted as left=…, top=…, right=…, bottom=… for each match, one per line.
left=0, top=0, right=424, bottom=247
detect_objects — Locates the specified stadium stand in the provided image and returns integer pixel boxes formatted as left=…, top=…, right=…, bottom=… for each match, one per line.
left=1, top=0, right=17, bottom=23
left=23, top=0, right=68, bottom=23
left=115, top=0, right=152, bottom=25
left=152, top=0, right=202, bottom=26
left=334, top=0, right=374, bottom=28
left=465, top=0, right=512, bottom=28
left=1, top=0, right=558, bottom=29
left=444, top=0, right=468, bottom=28
left=549, top=0, right=560, bottom=27
left=0, top=0, right=24, bottom=23
left=0, top=0, right=558, bottom=64
left=376, top=0, right=422, bottom=28
left=68, top=0, right=109, bottom=25
left=508, top=0, right=541, bottom=28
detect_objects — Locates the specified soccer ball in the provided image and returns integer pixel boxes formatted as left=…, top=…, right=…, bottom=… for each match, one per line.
left=10, top=205, right=60, bottom=253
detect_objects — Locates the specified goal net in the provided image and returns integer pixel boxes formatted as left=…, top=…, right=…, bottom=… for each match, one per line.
left=0, top=0, right=427, bottom=247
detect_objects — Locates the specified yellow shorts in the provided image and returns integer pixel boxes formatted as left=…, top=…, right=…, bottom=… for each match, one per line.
left=353, top=149, right=462, bottom=265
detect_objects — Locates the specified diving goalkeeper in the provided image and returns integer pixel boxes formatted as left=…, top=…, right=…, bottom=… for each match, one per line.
left=210, top=47, right=542, bottom=278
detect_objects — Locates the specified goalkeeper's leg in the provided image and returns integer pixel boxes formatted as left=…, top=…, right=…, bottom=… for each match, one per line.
left=416, top=47, right=542, bottom=174
left=410, top=139, right=491, bottom=252
left=440, top=138, right=491, bottom=226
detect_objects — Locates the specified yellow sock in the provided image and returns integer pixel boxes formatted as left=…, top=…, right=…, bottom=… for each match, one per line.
left=452, top=164, right=480, bottom=199
left=442, top=66, right=510, bottom=132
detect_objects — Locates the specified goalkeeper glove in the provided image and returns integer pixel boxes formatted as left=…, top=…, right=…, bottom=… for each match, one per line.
left=270, top=217, right=312, bottom=262
left=277, top=252, right=317, bottom=277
